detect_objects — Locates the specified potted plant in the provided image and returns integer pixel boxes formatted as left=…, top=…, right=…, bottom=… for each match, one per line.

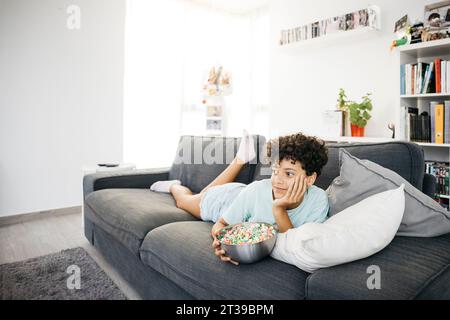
left=347, top=93, right=373, bottom=137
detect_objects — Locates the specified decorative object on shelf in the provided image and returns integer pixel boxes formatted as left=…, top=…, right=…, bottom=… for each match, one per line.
left=203, top=96, right=225, bottom=136
left=279, top=5, right=380, bottom=46
left=391, top=15, right=412, bottom=49
left=202, top=65, right=232, bottom=136
left=410, top=22, right=425, bottom=44
left=347, top=93, right=373, bottom=137
left=388, top=123, right=396, bottom=139
left=392, top=2, right=450, bottom=49
left=202, top=65, right=232, bottom=97
left=422, top=1, right=450, bottom=42
left=424, top=1, right=450, bottom=29
left=323, top=110, right=345, bottom=138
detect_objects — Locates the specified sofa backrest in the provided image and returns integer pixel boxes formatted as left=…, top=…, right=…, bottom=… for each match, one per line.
left=169, top=135, right=266, bottom=194
left=254, top=141, right=425, bottom=191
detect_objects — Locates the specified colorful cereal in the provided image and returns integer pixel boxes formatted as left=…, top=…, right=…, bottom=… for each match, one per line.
left=218, top=223, right=277, bottom=245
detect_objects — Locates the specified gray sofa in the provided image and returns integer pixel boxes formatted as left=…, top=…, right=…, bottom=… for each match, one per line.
left=82, top=135, right=450, bottom=299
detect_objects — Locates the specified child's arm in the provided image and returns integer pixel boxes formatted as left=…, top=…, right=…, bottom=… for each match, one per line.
left=272, top=206, right=294, bottom=233
left=272, top=175, right=308, bottom=232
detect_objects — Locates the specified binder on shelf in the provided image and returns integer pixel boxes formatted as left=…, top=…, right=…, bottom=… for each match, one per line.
left=430, top=101, right=438, bottom=143
left=435, top=104, right=444, bottom=144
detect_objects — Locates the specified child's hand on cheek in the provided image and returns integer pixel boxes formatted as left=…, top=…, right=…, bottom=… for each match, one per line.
left=272, top=174, right=308, bottom=209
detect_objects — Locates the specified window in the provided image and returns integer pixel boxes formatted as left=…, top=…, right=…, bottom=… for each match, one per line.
left=123, top=0, right=270, bottom=168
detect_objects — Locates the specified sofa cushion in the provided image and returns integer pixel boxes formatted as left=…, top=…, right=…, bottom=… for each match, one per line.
left=169, top=135, right=265, bottom=193
left=84, top=189, right=197, bottom=255
left=139, top=221, right=309, bottom=299
left=327, top=149, right=450, bottom=237
left=271, top=185, right=405, bottom=273
left=315, top=142, right=425, bottom=191
left=305, top=233, right=450, bottom=299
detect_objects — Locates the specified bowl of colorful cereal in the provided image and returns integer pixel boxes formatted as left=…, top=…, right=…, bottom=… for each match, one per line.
left=216, top=222, right=278, bottom=264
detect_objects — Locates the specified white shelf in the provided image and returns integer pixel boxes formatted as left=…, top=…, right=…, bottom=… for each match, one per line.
left=398, top=38, right=450, bottom=59
left=401, top=93, right=450, bottom=98
left=437, top=194, right=450, bottom=199
left=279, top=26, right=379, bottom=52
left=205, top=116, right=222, bottom=121
left=322, top=136, right=395, bottom=143
left=415, top=142, right=450, bottom=148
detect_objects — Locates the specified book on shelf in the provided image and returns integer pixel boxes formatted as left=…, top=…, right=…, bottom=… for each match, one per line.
left=400, top=58, right=450, bottom=95
left=425, top=161, right=450, bottom=211
left=403, top=100, right=450, bottom=144
left=435, top=58, right=441, bottom=93
left=435, top=103, right=444, bottom=144
left=446, top=101, right=450, bottom=144
left=425, top=161, right=450, bottom=198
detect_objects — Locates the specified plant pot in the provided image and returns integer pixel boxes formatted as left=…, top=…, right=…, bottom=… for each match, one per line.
left=351, top=124, right=365, bottom=137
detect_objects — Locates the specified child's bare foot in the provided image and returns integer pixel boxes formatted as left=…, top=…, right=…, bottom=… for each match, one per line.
left=236, top=130, right=256, bottom=164
left=150, top=180, right=181, bottom=193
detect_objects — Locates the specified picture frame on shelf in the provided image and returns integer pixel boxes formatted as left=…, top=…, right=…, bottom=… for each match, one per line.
left=206, top=119, right=222, bottom=131
left=424, top=0, right=450, bottom=29
left=394, top=15, right=409, bottom=34
left=206, top=105, right=222, bottom=117
left=359, top=9, right=369, bottom=27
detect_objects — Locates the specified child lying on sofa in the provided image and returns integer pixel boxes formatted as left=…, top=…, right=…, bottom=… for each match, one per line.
left=150, top=131, right=330, bottom=265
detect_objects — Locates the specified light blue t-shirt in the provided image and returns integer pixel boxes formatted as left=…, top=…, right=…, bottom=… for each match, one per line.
left=221, top=179, right=329, bottom=227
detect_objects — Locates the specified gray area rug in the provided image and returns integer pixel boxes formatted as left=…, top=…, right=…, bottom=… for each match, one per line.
left=0, top=247, right=127, bottom=300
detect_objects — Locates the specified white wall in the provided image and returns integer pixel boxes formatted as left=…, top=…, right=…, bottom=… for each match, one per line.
left=0, top=0, right=125, bottom=217
left=269, top=0, right=436, bottom=138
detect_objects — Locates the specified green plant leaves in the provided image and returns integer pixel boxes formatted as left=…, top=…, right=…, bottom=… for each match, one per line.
left=337, top=90, right=373, bottom=127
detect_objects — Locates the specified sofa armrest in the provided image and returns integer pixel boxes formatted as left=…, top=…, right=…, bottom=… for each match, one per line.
left=83, top=167, right=170, bottom=200
left=422, top=173, right=436, bottom=198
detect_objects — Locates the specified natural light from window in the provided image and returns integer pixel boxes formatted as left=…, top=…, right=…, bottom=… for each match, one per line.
left=123, top=0, right=270, bottom=168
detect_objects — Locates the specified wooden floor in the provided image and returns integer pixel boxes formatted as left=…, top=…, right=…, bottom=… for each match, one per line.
left=0, top=211, right=140, bottom=300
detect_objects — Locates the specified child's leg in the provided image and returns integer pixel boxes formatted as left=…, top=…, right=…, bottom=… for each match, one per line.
left=152, top=130, right=256, bottom=218
left=170, top=157, right=244, bottom=219
left=200, top=130, right=256, bottom=193
left=170, top=184, right=203, bottom=218
left=199, top=157, right=245, bottom=194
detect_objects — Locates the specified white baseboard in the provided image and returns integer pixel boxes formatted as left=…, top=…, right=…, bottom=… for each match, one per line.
left=0, top=206, right=82, bottom=227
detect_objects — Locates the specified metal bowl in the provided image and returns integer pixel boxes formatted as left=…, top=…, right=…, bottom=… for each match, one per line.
left=217, top=222, right=278, bottom=264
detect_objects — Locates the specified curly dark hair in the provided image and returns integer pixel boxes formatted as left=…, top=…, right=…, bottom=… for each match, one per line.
left=266, top=133, right=328, bottom=176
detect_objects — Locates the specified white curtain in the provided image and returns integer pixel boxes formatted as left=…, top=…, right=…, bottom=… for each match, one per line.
left=123, top=0, right=270, bottom=168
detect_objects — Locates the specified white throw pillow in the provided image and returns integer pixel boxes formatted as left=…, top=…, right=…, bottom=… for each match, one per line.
left=270, top=184, right=405, bottom=273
